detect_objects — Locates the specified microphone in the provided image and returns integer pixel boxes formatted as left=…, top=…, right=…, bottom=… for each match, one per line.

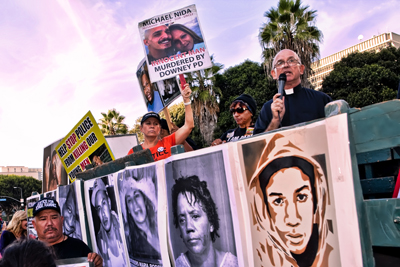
left=278, top=73, right=286, bottom=99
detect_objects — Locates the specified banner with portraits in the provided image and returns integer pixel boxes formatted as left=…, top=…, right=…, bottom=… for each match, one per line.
left=138, top=4, right=212, bottom=83
left=230, top=113, right=363, bottom=267
left=55, top=111, right=115, bottom=183
left=137, top=58, right=182, bottom=113
left=40, top=113, right=363, bottom=267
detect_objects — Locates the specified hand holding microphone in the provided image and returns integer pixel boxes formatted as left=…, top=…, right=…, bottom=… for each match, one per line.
left=271, top=73, right=286, bottom=125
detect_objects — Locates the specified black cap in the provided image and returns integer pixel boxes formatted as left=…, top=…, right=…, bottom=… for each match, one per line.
left=32, top=198, right=61, bottom=217
left=160, top=119, right=169, bottom=132
left=141, top=112, right=161, bottom=125
left=234, top=94, right=257, bottom=115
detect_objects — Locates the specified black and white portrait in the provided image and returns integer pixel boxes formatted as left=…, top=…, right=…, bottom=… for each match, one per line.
left=165, top=151, right=239, bottom=267
left=59, top=183, right=82, bottom=240
left=88, top=175, right=127, bottom=267
left=117, top=166, right=162, bottom=266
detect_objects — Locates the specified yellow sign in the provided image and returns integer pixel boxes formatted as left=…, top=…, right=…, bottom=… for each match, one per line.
left=55, top=111, right=114, bottom=183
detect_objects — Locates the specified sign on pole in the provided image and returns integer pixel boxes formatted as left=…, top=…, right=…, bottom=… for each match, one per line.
left=55, top=111, right=115, bottom=183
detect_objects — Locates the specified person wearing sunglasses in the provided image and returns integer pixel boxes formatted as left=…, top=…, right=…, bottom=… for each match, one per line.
left=211, top=94, right=257, bottom=146
left=254, top=49, right=332, bottom=134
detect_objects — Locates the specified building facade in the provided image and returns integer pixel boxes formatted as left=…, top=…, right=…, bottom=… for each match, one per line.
left=310, top=32, right=400, bottom=90
left=0, top=166, right=43, bottom=180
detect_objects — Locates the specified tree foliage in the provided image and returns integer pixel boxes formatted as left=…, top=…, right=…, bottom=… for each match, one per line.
left=259, top=0, right=322, bottom=87
left=98, top=109, right=128, bottom=136
left=321, top=47, right=400, bottom=107
left=0, top=175, right=42, bottom=218
left=129, top=117, right=144, bottom=143
left=214, top=60, right=276, bottom=138
left=184, top=57, right=224, bottom=146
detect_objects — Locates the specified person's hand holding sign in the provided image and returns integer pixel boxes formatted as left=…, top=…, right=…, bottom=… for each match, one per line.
left=175, top=83, right=194, bottom=146
left=181, top=83, right=192, bottom=103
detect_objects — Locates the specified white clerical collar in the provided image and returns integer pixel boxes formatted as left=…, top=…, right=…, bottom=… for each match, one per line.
left=285, top=88, right=294, bottom=95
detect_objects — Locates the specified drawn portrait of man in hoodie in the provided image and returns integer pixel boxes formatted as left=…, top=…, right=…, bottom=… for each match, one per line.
left=245, top=133, right=335, bottom=267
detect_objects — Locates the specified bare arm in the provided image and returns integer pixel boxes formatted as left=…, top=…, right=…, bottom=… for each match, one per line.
left=175, top=84, right=195, bottom=145
left=265, top=94, right=285, bottom=132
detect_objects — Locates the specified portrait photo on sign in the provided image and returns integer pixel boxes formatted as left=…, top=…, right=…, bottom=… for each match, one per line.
left=155, top=77, right=181, bottom=107
left=59, top=183, right=82, bottom=241
left=138, top=5, right=212, bottom=82
left=86, top=175, right=127, bottom=267
left=43, top=139, right=68, bottom=193
left=116, top=165, right=162, bottom=266
left=136, top=58, right=164, bottom=113
left=239, top=128, right=341, bottom=267
left=165, top=150, right=240, bottom=267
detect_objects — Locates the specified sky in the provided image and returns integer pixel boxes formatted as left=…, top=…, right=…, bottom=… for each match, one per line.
left=1, top=0, right=400, bottom=168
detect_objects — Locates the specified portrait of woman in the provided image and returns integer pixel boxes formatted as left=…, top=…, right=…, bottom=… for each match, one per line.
left=119, top=166, right=161, bottom=265
left=248, top=133, right=333, bottom=267
left=169, top=23, right=204, bottom=53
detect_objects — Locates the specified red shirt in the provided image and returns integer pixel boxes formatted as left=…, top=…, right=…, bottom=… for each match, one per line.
left=127, top=133, right=176, bottom=161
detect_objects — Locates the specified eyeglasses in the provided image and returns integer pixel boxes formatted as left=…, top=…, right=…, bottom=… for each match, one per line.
left=230, top=107, right=248, bottom=114
left=274, top=58, right=300, bottom=69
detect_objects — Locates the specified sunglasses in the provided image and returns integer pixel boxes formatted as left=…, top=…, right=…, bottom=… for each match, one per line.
left=230, top=107, right=248, bottom=114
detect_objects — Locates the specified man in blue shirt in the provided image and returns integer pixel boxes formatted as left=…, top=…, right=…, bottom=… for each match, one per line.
left=254, top=49, right=332, bottom=134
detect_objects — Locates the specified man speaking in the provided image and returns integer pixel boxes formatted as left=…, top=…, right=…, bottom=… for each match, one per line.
left=254, top=49, right=332, bottom=133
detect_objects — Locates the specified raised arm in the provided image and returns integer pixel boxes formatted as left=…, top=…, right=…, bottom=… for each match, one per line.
left=174, top=83, right=195, bottom=145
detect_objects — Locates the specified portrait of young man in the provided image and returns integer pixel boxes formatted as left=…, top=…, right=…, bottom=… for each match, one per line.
left=242, top=132, right=341, bottom=267
left=165, top=151, right=240, bottom=267
left=59, top=184, right=82, bottom=241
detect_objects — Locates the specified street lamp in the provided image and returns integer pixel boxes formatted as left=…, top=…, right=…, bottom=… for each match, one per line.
left=13, top=187, right=24, bottom=208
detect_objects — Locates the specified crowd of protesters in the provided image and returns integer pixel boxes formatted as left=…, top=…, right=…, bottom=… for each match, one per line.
left=131, top=49, right=332, bottom=162
left=0, top=49, right=332, bottom=266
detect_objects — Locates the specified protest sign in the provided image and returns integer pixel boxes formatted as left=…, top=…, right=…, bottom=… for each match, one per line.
left=137, top=58, right=182, bottom=113
left=138, top=4, right=211, bottom=82
left=26, top=194, right=41, bottom=239
left=43, top=138, right=68, bottom=193
left=56, top=111, right=114, bottom=183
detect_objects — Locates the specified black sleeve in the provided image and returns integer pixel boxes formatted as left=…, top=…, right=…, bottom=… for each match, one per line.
left=185, top=137, right=198, bottom=150
left=220, top=131, right=228, bottom=141
left=0, top=231, right=16, bottom=255
left=254, top=102, right=273, bottom=134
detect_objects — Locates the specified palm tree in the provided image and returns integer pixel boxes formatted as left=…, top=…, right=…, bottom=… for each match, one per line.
left=98, top=109, right=128, bottom=135
left=259, top=0, right=322, bottom=87
left=183, top=57, right=223, bottom=146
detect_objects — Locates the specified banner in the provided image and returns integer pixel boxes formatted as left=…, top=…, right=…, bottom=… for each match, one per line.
left=137, top=58, right=182, bottom=113
left=43, top=138, right=68, bottom=193
left=138, top=4, right=211, bottom=82
left=26, top=194, right=41, bottom=239
left=56, top=111, right=115, bottom=183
